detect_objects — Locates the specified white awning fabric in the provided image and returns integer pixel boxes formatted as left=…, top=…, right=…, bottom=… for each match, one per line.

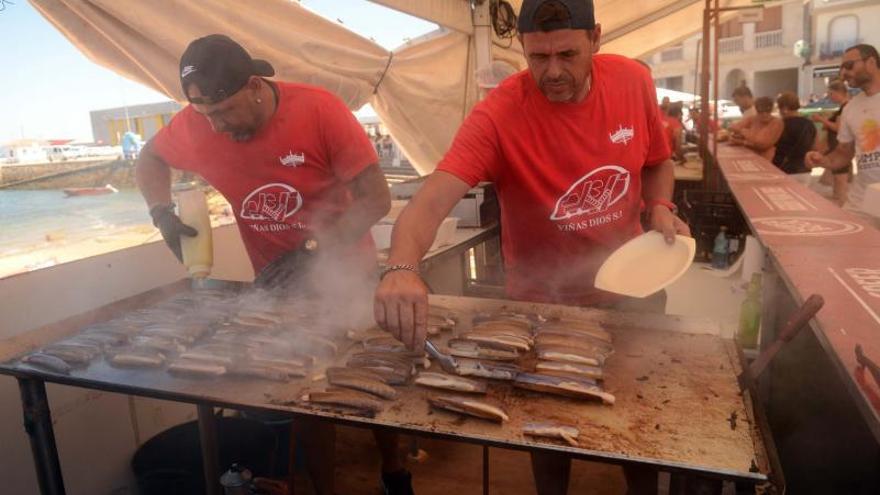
left=30, top=0, right=747, bottom=174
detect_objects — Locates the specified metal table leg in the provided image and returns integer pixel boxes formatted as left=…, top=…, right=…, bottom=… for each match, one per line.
left=197, top=404, right=221, bottom=495
left=18, top=378, right=66, bottom=495
left=482, top=445, right=489, bottom=495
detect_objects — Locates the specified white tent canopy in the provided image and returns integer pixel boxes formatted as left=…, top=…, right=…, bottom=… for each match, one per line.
left=31, top=0, right=747, bottom=174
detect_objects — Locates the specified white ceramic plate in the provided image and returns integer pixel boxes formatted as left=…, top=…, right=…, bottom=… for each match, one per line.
left=594, top=231, right=696, bottom=298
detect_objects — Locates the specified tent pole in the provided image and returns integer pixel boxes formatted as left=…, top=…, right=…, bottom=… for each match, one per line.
left=712, top=0, right=720, bottom=190
left=699, top=0, right=711, bottom=178
left=472, top=0, right=493, bottom=99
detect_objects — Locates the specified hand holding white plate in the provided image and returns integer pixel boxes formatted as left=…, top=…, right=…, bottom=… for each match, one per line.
left=594, top=231, right=695, bottom=298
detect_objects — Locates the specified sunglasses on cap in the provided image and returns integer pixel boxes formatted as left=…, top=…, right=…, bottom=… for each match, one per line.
left=841, top=57, right=867, bottom=71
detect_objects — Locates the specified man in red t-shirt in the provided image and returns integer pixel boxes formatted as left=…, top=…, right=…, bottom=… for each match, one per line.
left=374, top=1, right=689, bottom=493
left=135, top=35, right=411, bottom=495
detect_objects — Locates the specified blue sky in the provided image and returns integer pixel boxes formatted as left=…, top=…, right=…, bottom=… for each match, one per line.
left=0, top=0, right=435, bottom=143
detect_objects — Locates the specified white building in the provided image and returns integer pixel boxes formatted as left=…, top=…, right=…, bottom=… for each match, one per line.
left=0, top=139, right=49, bottom=164
left=644, top=0, right=878, bottom=102
left=809, top=0, right=880, bottom=96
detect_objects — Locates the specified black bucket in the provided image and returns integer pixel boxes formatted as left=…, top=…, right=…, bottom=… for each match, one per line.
left=132, top=417, right=277, bottom=495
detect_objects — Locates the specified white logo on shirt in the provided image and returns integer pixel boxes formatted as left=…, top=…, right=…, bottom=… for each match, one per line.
left=181, top=65, right=197, bottom=78
left=240, top=183, right=303, bottom=222
left=550, top=165, right=631, bottom=221
left=609, top=125, right=634, bottom=145
left=279, top=151, right=305, bottom=167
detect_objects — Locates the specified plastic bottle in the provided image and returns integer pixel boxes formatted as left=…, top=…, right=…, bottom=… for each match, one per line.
left=712, top=226, right=730, bottom=269
left=176, top=187, right=213, bottom=279
left=737, top=273, right=762, bottom=349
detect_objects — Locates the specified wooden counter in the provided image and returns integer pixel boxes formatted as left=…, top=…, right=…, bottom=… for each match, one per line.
left=714, top=143, right=880, bottom=442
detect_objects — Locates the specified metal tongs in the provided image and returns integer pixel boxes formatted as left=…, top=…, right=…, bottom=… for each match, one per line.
left=425, top=339, right=459, bottom=374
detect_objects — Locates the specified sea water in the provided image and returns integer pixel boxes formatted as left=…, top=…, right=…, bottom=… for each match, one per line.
left=0, top=189, right=151, bottom=256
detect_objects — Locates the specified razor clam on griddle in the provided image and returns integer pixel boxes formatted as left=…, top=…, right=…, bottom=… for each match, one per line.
left=446, top=339, right=519, bottom=361
left=535, top=345, right=603, bottom=366
left=514, top=373, right=615, bottom=405
left=41, top=342, right=101, bottom=365
left=415, top=371, right=487, bottom=393
left=459, top=332, right=531, bottom=352
left=108, top=347, right=166, bottom=368
left=167, top=359, right=227, bottom=377
left=21, top=353, right=72, bottom=375
left=534, top=333, right=613, bottom=356
left=535, top=361, right=604, bottom=381
left=538, top=320, right=612, bottom=343
left=327, top=373, right=398, bottom=400
left=455, top=359, right=520, bottom=380
left=304, top=389, right=385, bottom=413
left=326, top=366, right=391, bottom=384
left=523, top=422, right=580, bottom=446
left=428, top=395, right=509, bottom=422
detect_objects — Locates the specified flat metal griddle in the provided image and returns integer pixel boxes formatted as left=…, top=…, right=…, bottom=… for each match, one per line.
left=0, top=282, right=771, bottom=484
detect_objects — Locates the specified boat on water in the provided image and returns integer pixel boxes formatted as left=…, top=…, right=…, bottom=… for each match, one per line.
left=63, top=184, right=119, bottom=197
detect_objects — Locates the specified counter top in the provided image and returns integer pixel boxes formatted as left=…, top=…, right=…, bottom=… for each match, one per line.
left=714, top=143, right=880, bottom=440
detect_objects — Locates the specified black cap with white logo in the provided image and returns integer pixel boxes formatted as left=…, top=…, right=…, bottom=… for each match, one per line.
left=517, top=0, right=596, bottom=34
left=179, top=34, right=275, bottom=104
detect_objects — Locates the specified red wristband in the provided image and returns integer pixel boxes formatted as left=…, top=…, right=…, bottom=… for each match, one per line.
left=646, top=198, right=678, bottom=215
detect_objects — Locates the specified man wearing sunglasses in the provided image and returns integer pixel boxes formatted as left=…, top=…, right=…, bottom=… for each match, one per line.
left=135, top=35, right=413, bottom=495
left=807, top=44, right=880, bottom=212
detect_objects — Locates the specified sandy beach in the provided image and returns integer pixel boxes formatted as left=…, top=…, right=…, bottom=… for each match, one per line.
left=0, top=192, right=234, bottom=280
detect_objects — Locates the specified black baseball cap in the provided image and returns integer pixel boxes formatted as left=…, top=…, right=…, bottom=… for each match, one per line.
left=517, top=0, right=596, bottom=34
left=179, top=34, right=275, bottom=104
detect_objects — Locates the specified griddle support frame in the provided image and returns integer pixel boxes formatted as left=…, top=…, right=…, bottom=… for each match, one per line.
left=198, top=404, right=221, bottom=495
left=18, top=377, right=66, bottom=495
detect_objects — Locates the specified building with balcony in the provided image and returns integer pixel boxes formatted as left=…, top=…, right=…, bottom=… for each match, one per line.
left=645, top=2, right=806, bottom=103
left=809, top=0, right=880, bottom=96
left=645, top=0, right=879, bottom=104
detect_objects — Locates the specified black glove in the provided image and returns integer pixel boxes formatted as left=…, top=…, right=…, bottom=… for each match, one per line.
left=150, top=204, right=198, bottom=262
left=253, top=243, right=317, bottom=289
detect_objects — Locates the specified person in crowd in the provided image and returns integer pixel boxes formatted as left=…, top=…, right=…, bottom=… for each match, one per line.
left=732, top=84, right=756, bottom=119
left=772, top=91, right=817, bottom=177
left=807, top=44, right=880, bottom=213
left=663, top=102, right=685, bottom=162
left=812, top=80, right=852, bottom=205
left=728, top=96, right=783, bottom=160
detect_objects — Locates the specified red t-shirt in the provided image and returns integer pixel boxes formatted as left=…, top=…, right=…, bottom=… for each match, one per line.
left=437, top=54, right=670, bottom=306
left=662, top=115, right=683, bottom=152
left=152, top=81, right=378, bottom=274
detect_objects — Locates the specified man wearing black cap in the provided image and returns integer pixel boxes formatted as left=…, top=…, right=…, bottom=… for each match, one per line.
left=375, top=1, right=688, bottom=493
left=135, top=34, right=412, bottom=495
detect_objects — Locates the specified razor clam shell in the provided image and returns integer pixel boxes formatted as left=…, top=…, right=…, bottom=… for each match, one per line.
left=167, top=359, right=227, bottom=377
left=534, top=333, right=613, bottom=355
left=514, top=373, right=615, bottom=405
left=428, top=395, right=509, bottom=422
left=305, top=390, right=384, bottom=413
left=535, top=345, right=603, bottom=366
left=415, top=372, right=487, bottom=393
left=108, top=348, right=166, bottom=368
left=455, top=359, right=520, bottom=380
left=327, top=374, right=398, bottom=399
left=523, top=422, right=580, bottom=446
left=538, top=320, right=612, bottom=343
left=130, top=336, right=187, bottom=354
left=343, top=364, right=410, bottom=385
left=535, top=361, right=604, bottom=381
left=471, top=321, right=535, bottom=339
left=21, top=353, right=72, bottom=374
left=326, top=366, right=388, bottom=382
left=459, top=332, right=531, bottom=352
left=446, top=339, right=519, bottom=361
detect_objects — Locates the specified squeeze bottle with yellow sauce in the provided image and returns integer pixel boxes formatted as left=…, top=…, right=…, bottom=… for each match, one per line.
left=176, top=188, right=213, bottom=279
